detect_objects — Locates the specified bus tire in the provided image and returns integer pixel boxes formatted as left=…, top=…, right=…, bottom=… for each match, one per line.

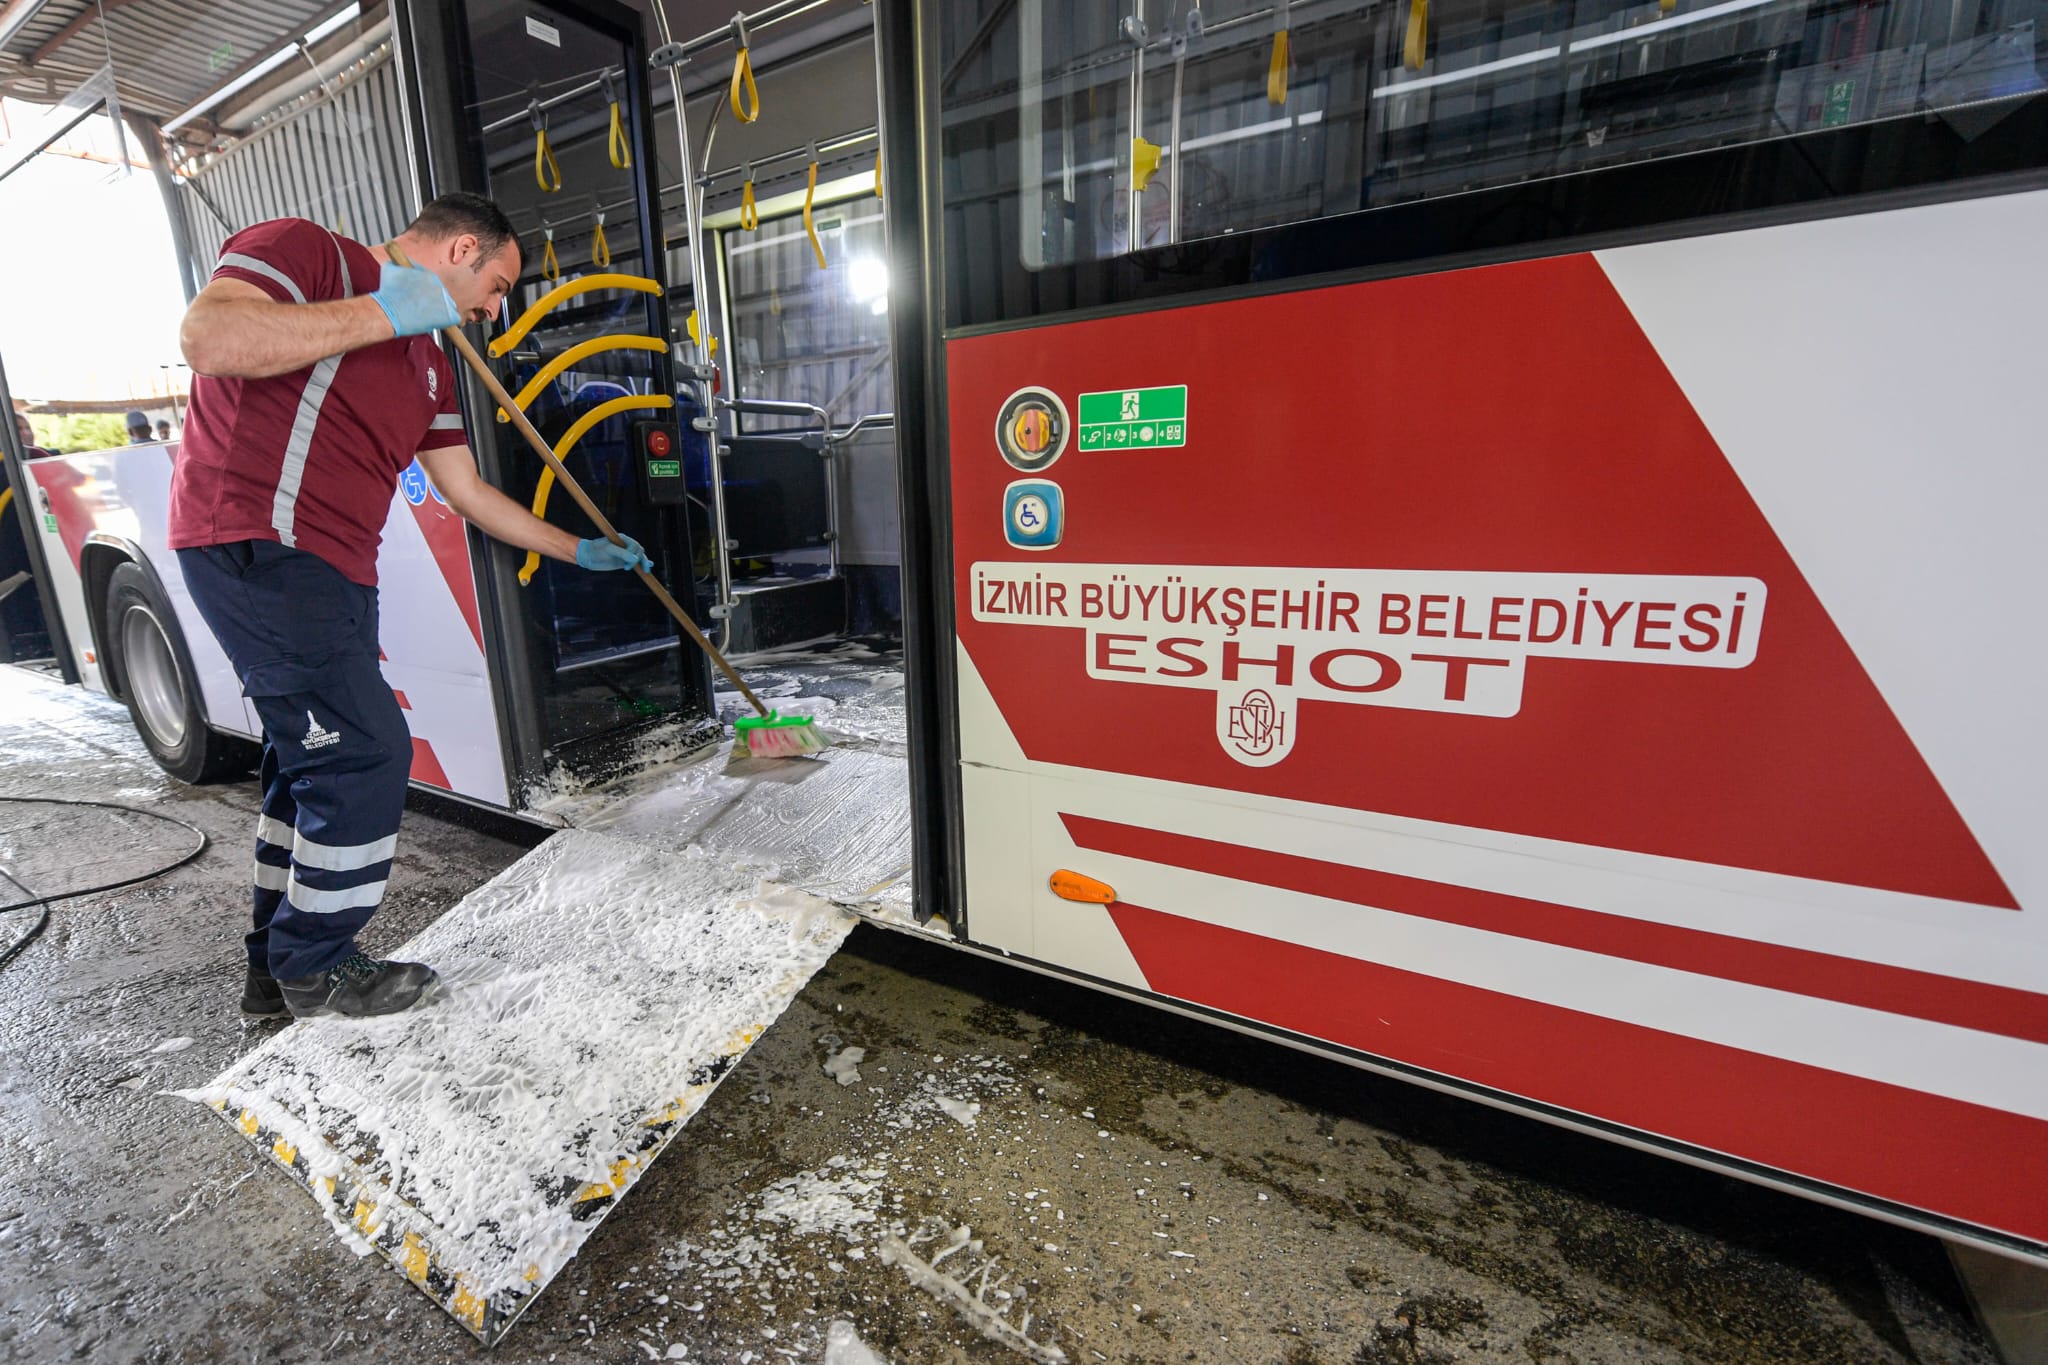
left=103, top=561, right=256, bottom=784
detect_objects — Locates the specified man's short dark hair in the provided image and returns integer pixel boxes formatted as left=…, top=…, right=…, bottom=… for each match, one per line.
left=407, top=192, right=520, bottom=266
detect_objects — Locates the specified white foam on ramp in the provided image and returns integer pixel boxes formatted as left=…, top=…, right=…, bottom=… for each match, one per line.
left=179, top=828, right=853, bottom=1343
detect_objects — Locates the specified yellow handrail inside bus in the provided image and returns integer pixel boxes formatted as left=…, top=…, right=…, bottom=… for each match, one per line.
left=1405, top=0, right=1428, bottom=69
left=874, top=147, right=883, bottom=199
left=496, top=335, right=667, bottom=423
left=0, top=487, right=12, bottom=519
left=517, top=392, right=674, bottom=585
left=491, top=273, right=663, bottom=356
left=802, top=157, right=826, bottom=269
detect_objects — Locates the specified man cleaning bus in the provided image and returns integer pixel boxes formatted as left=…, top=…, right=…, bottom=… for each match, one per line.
left=170, top=192, right=651, bottom=1021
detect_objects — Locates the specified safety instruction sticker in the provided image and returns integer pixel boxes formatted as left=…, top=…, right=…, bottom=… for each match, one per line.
left=1077, top=386, right=1186, bottom=450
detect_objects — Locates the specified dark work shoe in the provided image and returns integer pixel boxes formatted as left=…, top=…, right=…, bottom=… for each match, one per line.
left=278, top=952, right=440, bottom=1020
left=242, top=963, right=286, bottom=1016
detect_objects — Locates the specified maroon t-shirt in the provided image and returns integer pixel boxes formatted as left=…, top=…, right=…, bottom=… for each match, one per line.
left=168, top=218, right=468, bottom=585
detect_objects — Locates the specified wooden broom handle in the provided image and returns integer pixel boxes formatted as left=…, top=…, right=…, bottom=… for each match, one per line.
left=388, top=243, right=768, bottom=716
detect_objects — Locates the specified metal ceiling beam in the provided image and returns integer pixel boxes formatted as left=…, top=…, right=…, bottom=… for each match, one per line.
left=0, top=0, right=59, bottom=54
left=27, top=0, right=139, bottom=65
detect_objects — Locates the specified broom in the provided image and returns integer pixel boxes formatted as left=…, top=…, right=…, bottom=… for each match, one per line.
left=388, top=243, right=828, bottom=759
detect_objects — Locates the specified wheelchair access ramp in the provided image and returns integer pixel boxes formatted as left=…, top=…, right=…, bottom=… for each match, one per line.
left=179, top=827, right=856, bottom=1345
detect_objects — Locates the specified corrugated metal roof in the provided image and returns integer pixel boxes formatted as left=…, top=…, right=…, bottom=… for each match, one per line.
left=0, top=0, right=353, bottom=123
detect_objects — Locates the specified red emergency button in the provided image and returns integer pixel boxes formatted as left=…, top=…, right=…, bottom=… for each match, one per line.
left=647, top=429, right=673, bottom=457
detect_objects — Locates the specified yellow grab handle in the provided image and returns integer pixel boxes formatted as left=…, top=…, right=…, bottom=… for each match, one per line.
left=541, top=231, right=560, bottom=283
left=1267, top=30, right=1290, bottom=105
left=740, top=178, right=759, bottom=230
left=607, top=99, right=630, bottom=169
left=1405, top=0, right=1428, bottom=70
left=0, top=486, right=12, bottom=519
left=591, top=217, right=611, bottom=269
left=491, top=273, right=663, bottom=356
left=535, top=129, right=562, bottom=192
left=802, top=160, right=826, bottom=269
left=685, top=309, right=719, bottom=360
left=1132, top=136, right=1163, bottom=192
left=516, top=393, right=674, bottom=585
left=496, top=335, right=667, bottom=422
left=874, top=146, right=883, bottom=199
left=729, top=46, right=760, bottom=124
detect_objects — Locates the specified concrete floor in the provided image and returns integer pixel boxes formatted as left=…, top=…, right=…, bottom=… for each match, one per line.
left=0, top=663, right=2002, bottom=1364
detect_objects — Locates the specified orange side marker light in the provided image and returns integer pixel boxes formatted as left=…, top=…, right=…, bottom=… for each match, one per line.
left=1049, top=870, right=1117, bottom=904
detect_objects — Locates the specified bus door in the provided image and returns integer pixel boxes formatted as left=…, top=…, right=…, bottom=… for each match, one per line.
left=886, top=0, right=2048, bottom=1268
left=399, top=0, right=717, bottom=797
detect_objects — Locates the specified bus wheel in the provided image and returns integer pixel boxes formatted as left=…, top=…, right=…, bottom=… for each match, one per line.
left=104, top=561, right=255, bottom=784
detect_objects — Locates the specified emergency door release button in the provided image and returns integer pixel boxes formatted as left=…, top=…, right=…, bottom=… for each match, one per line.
left=995, top=386, right=1070, bottom=472
left=1004, top=480, right=1063, bottom=551
left=1049, top=870, right=1116, bottom=904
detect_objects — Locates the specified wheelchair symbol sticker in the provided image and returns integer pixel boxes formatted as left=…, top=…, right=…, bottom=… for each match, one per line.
left=1003, top=479, right=1063, bottom=551
left=399, top=459, right=447, bottom=507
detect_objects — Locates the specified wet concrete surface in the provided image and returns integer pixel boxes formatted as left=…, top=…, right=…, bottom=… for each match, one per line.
left=0, top=663, right=2001, bottom=1364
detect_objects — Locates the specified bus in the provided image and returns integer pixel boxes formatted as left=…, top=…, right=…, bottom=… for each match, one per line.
left=3, top=0, right=2043, bottom=1348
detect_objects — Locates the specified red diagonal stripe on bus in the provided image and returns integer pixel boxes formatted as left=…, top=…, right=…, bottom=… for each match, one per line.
left=409, top=738, right=451, bottom=789
left=1104, top=899, right=2048, bottom=1244
left=1064, top=814, right=2048, bottom=1045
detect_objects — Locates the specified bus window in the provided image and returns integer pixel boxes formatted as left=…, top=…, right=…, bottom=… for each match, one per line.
left=939, top=0, right=2046, bottom=316
left=722, top=204, right=894, bottom=434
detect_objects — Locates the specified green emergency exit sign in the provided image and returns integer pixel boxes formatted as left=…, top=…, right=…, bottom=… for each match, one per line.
left=647, top=459, right=681, bottom=478
left=1077, top=385, right=1187, bottom=450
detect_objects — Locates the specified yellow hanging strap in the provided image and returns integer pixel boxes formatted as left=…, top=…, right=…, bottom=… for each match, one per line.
left=1268, top=0, right=1291, bottom=105
left=491, top=273, right=663, bottom=356
left=739, top=164, right=760, bottom=230
left=591, top=212, right=611, bottom=269
left=728, top=15, right=760, bottom=124
left=802, top=150, right=826, bottom=270
left=602, top=70, right=630, bottom=169
left=540, top=225, right=560, bottom=283
left=531, top=101, right=562, bottom=192
left=1661, top=0, right=1676, bottom=11
left=1404, top=0, right=1428, bottom=70
left=874, top=145, right=883, bottom=200
left=517, top=393, right=674, bottom=585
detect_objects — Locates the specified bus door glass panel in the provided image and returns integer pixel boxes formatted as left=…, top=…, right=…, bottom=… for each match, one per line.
left=459, top=0, right=686, bottom=747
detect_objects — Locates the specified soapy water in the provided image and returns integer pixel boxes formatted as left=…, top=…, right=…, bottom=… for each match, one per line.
left=182, top=830, right=856, bottom=1306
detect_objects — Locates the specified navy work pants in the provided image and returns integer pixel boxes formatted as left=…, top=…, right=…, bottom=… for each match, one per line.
left=177, top=541, right=409, bottom=979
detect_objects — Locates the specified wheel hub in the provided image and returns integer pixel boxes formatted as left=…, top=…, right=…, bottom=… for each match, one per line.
left=120, top=604, right=187, bottom=750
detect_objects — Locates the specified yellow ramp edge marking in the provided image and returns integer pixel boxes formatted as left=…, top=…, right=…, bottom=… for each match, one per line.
left=237, top=1110, right=259, bottom=1137
left=401, top=1232, right=431, bottom=1286
left=272, top=1138, right=298, bottom=1166
left=451, top=1279, right=487, bottom=1333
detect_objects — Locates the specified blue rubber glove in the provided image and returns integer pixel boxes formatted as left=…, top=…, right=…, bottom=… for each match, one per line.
left=576, top=535, right=653, bottom=572
left=370, top=264, right=460, bottom=337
